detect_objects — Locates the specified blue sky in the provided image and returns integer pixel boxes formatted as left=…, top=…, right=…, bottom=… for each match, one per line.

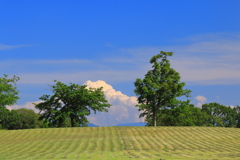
left=1, top=1, right=240, bottom=126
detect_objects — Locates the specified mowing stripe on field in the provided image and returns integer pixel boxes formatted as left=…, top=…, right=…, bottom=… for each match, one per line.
left=1, top=126, right=240, bottom=159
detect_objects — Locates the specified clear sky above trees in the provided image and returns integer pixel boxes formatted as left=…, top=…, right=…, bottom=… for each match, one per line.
left=1, top=0, right=240, bottom=126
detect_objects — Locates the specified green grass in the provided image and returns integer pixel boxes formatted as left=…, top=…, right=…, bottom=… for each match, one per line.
left=0, top=126, right=240, bottom=159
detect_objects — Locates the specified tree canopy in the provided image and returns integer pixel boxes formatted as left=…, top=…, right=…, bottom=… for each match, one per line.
left=201, top=103, right=239, bottom=127
left=34, top=80, right=111, bottom=127
left=134, top=51, right=191, bottom=126
left=15, top=108, right=40, bottom=129
left=0, top=74, right=20, bottom=108
left=145, top=99, right=216, bottom=127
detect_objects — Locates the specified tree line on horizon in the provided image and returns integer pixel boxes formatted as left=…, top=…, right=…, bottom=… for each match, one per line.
left=1, top=51, right=240, bottom=130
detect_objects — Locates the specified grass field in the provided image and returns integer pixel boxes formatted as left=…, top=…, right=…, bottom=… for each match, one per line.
left=0, top=126, right=240, bottom=160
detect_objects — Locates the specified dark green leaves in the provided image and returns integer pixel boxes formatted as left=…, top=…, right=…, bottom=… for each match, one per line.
left=134, top=51, right=192, bottom=126
left=201, top=103, right=239, bottom=127
left=0, top=74, right=20, bottom=108
left=34, top=80, right=111, bottom=127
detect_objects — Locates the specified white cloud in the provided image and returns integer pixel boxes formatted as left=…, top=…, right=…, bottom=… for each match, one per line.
left=1, top=59, right=92, bottom=65
left=229, top=105, right=235, bottom=109
left=194, top=95, right=207, bottom=108
left=6, top=100, right=43, bottom=113
left=2, top=33, right=240, bottom=86
left=0, top=44, right=32, bottom=50
left=169, top=58, right=240, bottom=85
left=117, top=32, right=240, bottom=85
left=223, top=105, right=235, bottom=109
left=194, top=95, right=207, bottom=103
left=14, top=70, right=144, bottom=85
left=84, top=80, right=144, bottom=126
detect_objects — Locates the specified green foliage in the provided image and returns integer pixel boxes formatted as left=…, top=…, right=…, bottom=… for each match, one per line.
left=160, top=101, right=197, bottom=126
left=0, top=108, right=21, bottom=130
left=134, top=51, right=191, bottom=126
left=143, top=101, right=240, bottom=128
left=0, top=74, right=20, bottom=108
left=7, top=110, right=21, bottom=130
left=144, top=100, right=209, bottom=126
left=15, top=108, right=40, bottom=129
left=201, top=103, right=239, bottom=127
left=233, top=105, right=240, bottom=128
left=34, top=80, right=111, bottom=127
left=0, top=107, right=10, bottom=129
left=0, top=107, right=43, bottom=130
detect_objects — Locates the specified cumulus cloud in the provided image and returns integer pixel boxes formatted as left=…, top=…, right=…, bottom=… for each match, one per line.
left=6, top=100, right=43, bottom=113
left=229, top=105, right=235, bottom=109
left=84, top=80, right=144, bottom=126
left=194, top=95, right=207, bottom=108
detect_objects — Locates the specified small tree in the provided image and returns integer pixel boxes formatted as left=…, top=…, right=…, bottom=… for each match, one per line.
left=0, top=74, right=20, bottom=108
left=134, top=51, right=191, bottom=126
left=34, top=80, right=111, bottom=127
left=15, top=108, right=39, bottom=129
left=7, top=110, right=21, bottom=130
left=0, top=108, right=21, bottom=130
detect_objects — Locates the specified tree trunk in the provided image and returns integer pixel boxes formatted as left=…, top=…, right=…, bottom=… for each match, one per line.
left=153, top=107, right=156, bottom=126
left=70, top=114, right=74, bottom=127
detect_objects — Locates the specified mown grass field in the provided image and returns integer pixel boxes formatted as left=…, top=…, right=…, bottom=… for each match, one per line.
left=0, top=126, right=240, bottom=160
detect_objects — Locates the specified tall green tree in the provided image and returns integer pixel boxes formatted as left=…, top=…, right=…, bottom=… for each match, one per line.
left=0, top=74, right=20, bottom=108
left=34, top=80, right=111, bottom=127
left=134, top=51, right=191, bottom=126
